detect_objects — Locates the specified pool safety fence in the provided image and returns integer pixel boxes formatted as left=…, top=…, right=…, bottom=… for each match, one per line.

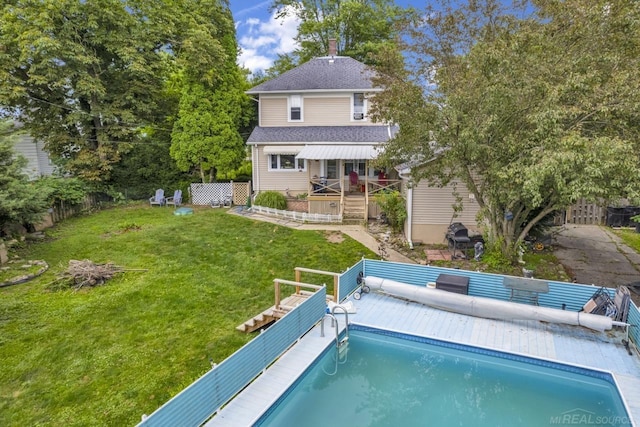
left=137, top=287, right=327, bottom=427
left=338, top=260, right=365, bottom=301
left=138, top=260, right=639, bottom=427
left=361, top=259, right=640, bottom=347
left=250, top=205, right=342, bottom=223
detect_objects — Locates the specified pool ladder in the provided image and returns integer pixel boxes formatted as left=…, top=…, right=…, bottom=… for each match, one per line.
left=321, top=305, right=349, bottom=351
left=321, top=307, right=350, bottom=376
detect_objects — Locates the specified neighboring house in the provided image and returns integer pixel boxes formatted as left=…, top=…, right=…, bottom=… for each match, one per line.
left=246, top=45, right=481, bottom=244
left=11, top=124, right=56, bottom=180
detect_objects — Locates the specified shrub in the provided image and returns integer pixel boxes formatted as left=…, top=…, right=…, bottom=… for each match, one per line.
left=35, top=177, right=89, bottom=205
left=374, top=190, right=407, bottom=232
left=254, top=191, right=287, bottom=210
left=482, top=238, right=513, bottom=270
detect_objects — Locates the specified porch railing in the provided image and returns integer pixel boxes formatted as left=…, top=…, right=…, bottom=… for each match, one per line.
left=309, top=178, right=341, bottom=195
left=368, top=179, right=402, bottom=195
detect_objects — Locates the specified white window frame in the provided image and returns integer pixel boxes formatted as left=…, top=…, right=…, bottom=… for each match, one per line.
left=352, top=92, right=367, bottom=121
left=288, top=94, right=303, bottom=122
left=344, top=160, right=366, bottom=176
left=268, top=154, right=306, bottom=171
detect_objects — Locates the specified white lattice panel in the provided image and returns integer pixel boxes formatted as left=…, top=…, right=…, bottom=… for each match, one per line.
left=189, top=182, right=251, bottom=206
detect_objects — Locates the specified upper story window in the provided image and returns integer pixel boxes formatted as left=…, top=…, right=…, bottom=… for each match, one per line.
left=353, top=93, right=366, bottom=121
left=289, top=94, right=302, bottom=121
left=269, top=154, right=305, bottom=171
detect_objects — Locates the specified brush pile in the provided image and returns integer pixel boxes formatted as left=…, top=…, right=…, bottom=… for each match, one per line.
left=57, top=259, right=125, bottom=290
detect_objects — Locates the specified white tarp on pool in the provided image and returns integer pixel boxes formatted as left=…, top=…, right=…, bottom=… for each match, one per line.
left=364, top=276, right=613, bottom=332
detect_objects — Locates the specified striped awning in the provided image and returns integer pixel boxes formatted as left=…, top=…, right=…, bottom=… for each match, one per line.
left=263, top=145, right=304, bottom=155
left=295, top=145, right=379, bottom=160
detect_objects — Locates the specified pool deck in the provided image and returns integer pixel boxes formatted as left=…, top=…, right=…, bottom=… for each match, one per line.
left=206, top=292, right=640, bottom=426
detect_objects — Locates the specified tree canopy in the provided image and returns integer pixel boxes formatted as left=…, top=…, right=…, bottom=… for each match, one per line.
left=0, top=0, right=235, bottom=182
left=371, top=0, right=640, bottom=258
left=268, top=0, right=411, bottom=73
left=169, top=12, right=251, bottom=183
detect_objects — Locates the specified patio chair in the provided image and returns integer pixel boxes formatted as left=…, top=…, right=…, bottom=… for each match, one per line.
left=349, top=170, right=359, bottom=192
left=166, top=190, right=182, bottom=207
left=149, top=189, right=165, bottom=207
left=581, top=287, right=617, bottom=318
left=211, top=193, right=233, bottom=208
left=613, top=285, right=631, bottom=323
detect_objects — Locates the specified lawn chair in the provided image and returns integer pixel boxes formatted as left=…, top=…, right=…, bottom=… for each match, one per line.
left=614, top=285, right=631, bottom=323
left=211, top=194, right=232, bottom=208
left=149, top=189, right=165, bottom=207
left=581, top=287, right=617, bottom=318
left=166, top=190, right=182, bottom=207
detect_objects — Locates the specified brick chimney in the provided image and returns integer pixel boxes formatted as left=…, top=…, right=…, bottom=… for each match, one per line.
left=328, top=38, right=337, bottom=57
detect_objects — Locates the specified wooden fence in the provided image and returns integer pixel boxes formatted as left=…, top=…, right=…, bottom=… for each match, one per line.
left=565, top=199, right=607, bottom=225
left=49, top=193, right=106, bottom=223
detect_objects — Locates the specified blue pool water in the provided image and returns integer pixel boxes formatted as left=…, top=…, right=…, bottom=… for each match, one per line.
left=255, top=325, right=631, bottom=427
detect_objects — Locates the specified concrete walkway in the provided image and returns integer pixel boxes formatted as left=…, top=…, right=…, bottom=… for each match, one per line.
left=554, top=224, right=640, bottom=288
left=228, top=207, right=415, bottom=264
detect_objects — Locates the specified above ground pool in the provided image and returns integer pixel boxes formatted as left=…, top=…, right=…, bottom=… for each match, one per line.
left=255, top=325, right=631, bottom=427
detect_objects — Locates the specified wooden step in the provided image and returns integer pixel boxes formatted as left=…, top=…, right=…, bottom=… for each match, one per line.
left=236, top=309, right=277, bottom=333
left=236, top=292, right=334, bottom=333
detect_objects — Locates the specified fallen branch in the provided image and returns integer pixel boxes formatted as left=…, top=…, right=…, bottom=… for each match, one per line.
left=55, top=259, right=146, bottom=290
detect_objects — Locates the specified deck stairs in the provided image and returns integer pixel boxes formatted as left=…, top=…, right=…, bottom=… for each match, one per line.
left=237, top=291, right=334, bottom=333
left=342, top=195, right=366, bottom=222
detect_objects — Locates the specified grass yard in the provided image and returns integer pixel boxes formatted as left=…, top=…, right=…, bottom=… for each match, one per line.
left=0, top=204, right=375, bottom=426
left=611, top=227, right=640, bottom=253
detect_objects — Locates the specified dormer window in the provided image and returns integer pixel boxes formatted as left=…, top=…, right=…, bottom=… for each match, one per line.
left=353, top=93, right=365, bottom=120
left=289, top=94, right=302, bottom=121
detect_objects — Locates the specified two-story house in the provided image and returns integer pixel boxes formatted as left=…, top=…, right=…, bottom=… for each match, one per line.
left=246, top=48, right=481, bottom=245
left=246, top=45, right=401, bottom=221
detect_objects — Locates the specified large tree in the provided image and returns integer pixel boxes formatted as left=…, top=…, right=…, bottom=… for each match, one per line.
left=170, top=7, right=251, bottom=183
left=371, top=0, right=640, bottom=259
left=269, top=0, right=411, bottom=73
left=0, top=0, right=232, bottom=182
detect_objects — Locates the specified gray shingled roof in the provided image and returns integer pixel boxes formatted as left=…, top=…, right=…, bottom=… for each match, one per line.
left=247, top=57, right=377, bottom=93
left=247, top=126, right=398, bottom=144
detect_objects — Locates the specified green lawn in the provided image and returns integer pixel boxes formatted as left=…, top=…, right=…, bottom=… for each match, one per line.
left=611, top=227, right=640, bottom=253
left=0, top=205, right=375, bottom=426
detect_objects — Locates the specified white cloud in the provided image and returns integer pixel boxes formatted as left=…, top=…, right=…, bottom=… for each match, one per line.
left=236, top=4, right=301, bottom=74
left=238, top=49, right=274, bottom=74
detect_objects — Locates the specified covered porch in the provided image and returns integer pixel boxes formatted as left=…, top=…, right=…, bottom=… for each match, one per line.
left=296, top=144, right=401, bottom=220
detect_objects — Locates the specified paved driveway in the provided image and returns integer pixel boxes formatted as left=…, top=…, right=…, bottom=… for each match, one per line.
left=554, top=224, right=640, bottom=303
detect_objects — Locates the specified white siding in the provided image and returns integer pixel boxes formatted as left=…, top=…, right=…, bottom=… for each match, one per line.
left=13, top=134, right=54, bottom=179
left=35, top=141, right=55, bottom=176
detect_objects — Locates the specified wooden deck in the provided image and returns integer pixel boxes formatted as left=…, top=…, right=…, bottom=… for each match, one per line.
left=237, top=269, right=340, bottom=333
left=236, top=292, right=318, bottom=333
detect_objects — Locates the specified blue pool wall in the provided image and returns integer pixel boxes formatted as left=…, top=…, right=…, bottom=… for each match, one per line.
left=337, top=259, right=639, bottom=347
left=139, top=259, right=639, bottom=426
left=136, top=287, right=328, bottom=427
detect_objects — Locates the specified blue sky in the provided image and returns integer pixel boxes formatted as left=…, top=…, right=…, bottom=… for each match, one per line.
left=230, top=1, right=300, bottom=74
left=230, top=1, right=414, bottom=74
